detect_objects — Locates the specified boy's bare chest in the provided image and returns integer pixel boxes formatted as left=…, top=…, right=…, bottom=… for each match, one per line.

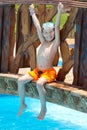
left=37, top=42, right=57, bottom=58
left=37, top=43, right=54, bottom=52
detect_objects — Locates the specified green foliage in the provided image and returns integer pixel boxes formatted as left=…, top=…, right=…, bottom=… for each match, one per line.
left=52, top=13, right=69, bottom=29
left=15, top=4, right=19, bottom=13
left=60, top=13, right=69, bottom=29
left=46, top=4, right=53, bottom=8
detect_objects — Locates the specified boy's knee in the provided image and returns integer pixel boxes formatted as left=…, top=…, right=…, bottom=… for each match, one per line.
left=36, top=80, right=46, bottom=93
left=18, top=77, right=22, bottom=82
left=36, top=80, right=44, bottom=86
left=18, top=77, right=25, bottom=84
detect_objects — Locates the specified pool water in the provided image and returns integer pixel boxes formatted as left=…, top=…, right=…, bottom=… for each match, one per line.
left=0, top=94, right=87, bottom=130
left=58, top=58, right=62, bottom=66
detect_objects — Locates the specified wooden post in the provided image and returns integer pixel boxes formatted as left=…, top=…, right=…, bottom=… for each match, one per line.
left=73, top=8, right=87, bottom=89
left=1, top=5, right=11, bottom=73
left=9, top=5, right=15, bottom=72
left=0, top=6, right=3, bottom=72
left=56, top=8, right=77, bottom=81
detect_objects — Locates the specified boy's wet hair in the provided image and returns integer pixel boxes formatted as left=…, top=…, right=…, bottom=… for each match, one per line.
left=42, top=22, right=55, bottom=30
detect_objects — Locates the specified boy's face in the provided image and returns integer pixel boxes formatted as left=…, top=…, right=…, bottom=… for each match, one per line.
left=42, top=28, right=55, bottom=42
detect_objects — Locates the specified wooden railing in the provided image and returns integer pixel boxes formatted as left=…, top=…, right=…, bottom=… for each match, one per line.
left=0, top=0, right=87, bottom=8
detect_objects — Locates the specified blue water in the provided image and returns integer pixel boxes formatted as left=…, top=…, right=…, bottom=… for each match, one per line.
left=58, top=58, right=62, bottom=66
left=0, top=94, right=87, bottom=130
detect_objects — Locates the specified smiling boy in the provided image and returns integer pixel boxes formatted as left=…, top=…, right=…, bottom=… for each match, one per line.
left=17, top=3, right=63, bottom=120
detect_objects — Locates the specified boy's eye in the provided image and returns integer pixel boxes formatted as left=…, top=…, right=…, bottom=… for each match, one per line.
left=49, top=31, right=52, bottom=34
left=43, top=32, right=47, bottom=35
left=50, top=30, right=54, bottom=33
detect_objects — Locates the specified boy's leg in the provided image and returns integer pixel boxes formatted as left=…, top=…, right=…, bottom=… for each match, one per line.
left=17, top=74, right=33, bottom=116
left=36, top=77, right=47, bottom=120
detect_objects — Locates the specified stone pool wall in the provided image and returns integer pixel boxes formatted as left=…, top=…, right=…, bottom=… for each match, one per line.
left=0, top=73, right=87, bottom=114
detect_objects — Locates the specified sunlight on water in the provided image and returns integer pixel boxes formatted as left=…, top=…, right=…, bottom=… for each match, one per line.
left=0, top=94, right=87, bottom=130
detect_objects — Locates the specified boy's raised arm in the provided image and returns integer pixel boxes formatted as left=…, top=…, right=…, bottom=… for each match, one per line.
left=29, top=4, right=44, bottom=43
left=55, top=3, right=63, bottom=46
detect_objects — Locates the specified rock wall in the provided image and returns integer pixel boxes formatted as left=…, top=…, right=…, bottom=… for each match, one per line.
left=0, top=73, right=87, bottom=114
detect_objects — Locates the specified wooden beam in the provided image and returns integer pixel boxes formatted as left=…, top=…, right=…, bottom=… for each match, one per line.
left=0, top=0, right=87, bottom=8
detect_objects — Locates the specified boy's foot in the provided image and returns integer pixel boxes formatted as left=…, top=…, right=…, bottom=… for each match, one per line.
left=17, top=104, right=27, bottom=116
left=37, top=108, right=47, bottom=120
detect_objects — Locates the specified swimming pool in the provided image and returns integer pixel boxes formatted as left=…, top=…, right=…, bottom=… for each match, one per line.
left=0, top=94, right=87, bottom=130
left=58, top=58, right=62, bottom=66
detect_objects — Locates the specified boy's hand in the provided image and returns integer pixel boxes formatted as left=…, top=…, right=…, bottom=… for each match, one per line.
left=29, top=4, right=35, bottom=15
left=58, top=2, right=64, bottom=13
left=29, top=4, right=34, bottom=10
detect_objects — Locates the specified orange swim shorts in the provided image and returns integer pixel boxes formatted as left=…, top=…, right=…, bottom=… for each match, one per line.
left=28, top=68, right=57, bottom=82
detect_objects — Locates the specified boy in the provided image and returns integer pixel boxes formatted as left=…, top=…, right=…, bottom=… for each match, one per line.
left=17, top=3, right=63, bottom=120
